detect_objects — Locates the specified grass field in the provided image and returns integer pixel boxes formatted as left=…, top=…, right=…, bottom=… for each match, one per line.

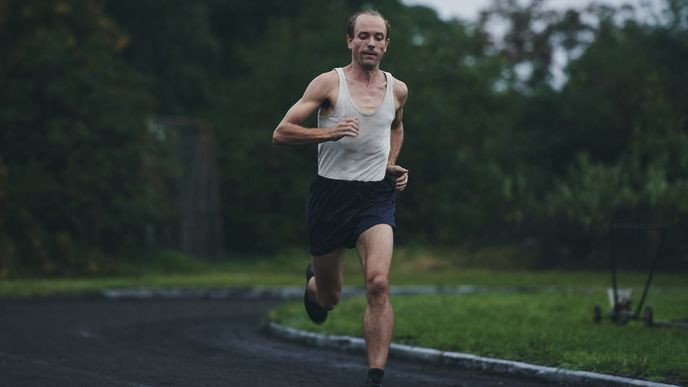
left=270, top=290, right=688, bottom=385
left=1, top=247, right=686, bottom=384
left=268, top=248, right=688, bottom=385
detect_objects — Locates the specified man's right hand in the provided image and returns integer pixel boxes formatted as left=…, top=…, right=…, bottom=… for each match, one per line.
left=330, top=117, right=359, bottom=141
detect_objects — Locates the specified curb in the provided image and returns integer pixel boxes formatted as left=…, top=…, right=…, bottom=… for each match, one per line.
left=102, top=287, right=305, bottom=300
left=267, top=323, right=681, bottom=387
left=101, top=285, right=498, bottom=300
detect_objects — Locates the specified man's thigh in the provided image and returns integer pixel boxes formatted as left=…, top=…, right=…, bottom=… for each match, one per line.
left=356, top=224, right=394, bottom=277
left=311, top=248, right=345, bottom=293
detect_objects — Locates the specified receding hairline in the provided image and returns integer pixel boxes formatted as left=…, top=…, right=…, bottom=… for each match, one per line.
left=347, top=10, right=391, bottom=39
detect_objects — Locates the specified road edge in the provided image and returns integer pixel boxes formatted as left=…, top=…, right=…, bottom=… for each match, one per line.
left=266, top=322, right=680, bottom=387
left=101, top=287, right=682, bottom=387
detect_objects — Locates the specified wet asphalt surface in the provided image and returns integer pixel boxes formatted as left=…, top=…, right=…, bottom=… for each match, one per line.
left=0, top=297, right=569, bottom=387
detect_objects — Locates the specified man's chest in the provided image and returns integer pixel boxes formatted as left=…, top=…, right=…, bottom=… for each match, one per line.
left=347, top=80, right=387, bottom=114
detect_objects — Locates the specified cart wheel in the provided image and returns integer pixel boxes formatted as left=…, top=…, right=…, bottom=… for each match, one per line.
left=593, top=304, right=602, bottom=323
left=644, top=305, right=654, bottom=327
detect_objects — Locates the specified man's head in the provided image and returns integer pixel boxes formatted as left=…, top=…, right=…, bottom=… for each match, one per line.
left=347, top=10, right=391, bottom=41
left=347, top=10, right=391, bottom=70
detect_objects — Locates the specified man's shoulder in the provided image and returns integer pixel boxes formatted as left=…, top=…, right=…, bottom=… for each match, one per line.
left=389, top=74, right=408, bottom=103
left=384, top=70, right=407, bottom=93
left=393, top=77, right=408, bottom=94
left=312, top=69, right=339, bottom=88
left=305, top=70, right=339, bottom=96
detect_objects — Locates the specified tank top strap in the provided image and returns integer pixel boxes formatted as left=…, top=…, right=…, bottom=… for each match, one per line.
left=384, top=71, right=394, bottom=111
left=334, top=67, right=349, bottom=106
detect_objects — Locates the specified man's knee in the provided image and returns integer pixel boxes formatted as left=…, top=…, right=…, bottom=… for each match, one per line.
left=366, top=273, right=390, bottom=300
left=318, top=290, right=341, bottom=311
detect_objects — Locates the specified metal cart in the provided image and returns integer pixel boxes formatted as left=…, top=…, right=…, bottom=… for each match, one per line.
left=593, top=223, right=669, bottom=327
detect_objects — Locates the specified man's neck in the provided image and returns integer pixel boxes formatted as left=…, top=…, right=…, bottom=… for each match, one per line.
left=345, top=63, right=382, bottom=86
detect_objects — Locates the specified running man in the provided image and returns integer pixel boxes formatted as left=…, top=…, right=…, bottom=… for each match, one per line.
left=273, top=9, right=408, bottom=387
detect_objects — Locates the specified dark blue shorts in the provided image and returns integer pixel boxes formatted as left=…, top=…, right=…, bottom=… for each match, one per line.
left=306, top=174, right=396, bottom=256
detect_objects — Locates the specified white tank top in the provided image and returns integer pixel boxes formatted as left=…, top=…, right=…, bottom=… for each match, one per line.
left=317, top=67, right=395, bottom=182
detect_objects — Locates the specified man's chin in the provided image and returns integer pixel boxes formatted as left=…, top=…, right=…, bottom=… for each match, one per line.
left=360, top=61, right=377, bottom=70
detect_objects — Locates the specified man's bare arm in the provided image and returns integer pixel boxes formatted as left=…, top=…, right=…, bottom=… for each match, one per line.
left=386, top=80, right=409, bottom=190
left=273, top=72, right=359, bottom=145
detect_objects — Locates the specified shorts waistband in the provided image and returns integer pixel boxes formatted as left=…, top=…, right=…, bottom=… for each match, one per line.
left=313, top=174, right=386, bottom=185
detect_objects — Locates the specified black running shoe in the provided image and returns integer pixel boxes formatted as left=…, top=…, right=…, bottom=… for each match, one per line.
left=365, top=369, right=384, bottom=387
left=304, top=264, right=327, bottom=324
left=365, top=378, right=383, bottom=387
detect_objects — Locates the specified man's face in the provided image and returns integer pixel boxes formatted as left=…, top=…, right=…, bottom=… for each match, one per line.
left=347, top=14, right=389, bottom=70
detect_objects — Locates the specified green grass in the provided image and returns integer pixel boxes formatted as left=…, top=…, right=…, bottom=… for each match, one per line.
left=0, top=251, right=294, bottom=297
left=0, top=264, right=303, bottom=298
left=265, top=246, right=688, bottom=385
left=270, top=288, right=688, bottom=385
left=1, top=246, right=686, bottom=296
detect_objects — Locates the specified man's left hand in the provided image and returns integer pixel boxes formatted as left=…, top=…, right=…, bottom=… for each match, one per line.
left=386, top=164, right=409, bottom=191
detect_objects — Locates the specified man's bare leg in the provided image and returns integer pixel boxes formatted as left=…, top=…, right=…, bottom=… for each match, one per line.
left=356, top=224, right=394, bottom=370
left=307, top=248, right=345, bottom=311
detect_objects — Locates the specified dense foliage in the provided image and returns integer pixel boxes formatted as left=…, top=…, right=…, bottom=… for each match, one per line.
left=1, top=0, right=686, bottom=276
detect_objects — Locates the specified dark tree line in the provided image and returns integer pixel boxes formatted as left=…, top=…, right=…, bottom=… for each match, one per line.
left=1, top=0, right=686, bottom=276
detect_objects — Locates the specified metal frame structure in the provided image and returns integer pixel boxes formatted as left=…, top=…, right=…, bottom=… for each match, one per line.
left=594, top=223, right=669, bottom=326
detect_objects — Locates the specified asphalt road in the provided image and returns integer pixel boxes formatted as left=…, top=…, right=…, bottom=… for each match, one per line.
left=0, top=297, right=565, bottom=387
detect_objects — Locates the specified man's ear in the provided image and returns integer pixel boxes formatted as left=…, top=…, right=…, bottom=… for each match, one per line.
left=346, top=35, right=353, bottom=49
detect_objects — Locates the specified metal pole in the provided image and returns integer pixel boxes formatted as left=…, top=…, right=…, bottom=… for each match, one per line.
left=610, top=224, right=619, bottom=320
left=633, top=228, right=666, bottom=319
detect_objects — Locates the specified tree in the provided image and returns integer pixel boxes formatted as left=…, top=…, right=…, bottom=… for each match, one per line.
left=0, top=0, right=154, bottom=275
left=539, top=0, right=688, bottom=266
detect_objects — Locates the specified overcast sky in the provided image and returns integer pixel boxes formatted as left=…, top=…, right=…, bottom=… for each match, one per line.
left=401, top=0, right=662, bottom=21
